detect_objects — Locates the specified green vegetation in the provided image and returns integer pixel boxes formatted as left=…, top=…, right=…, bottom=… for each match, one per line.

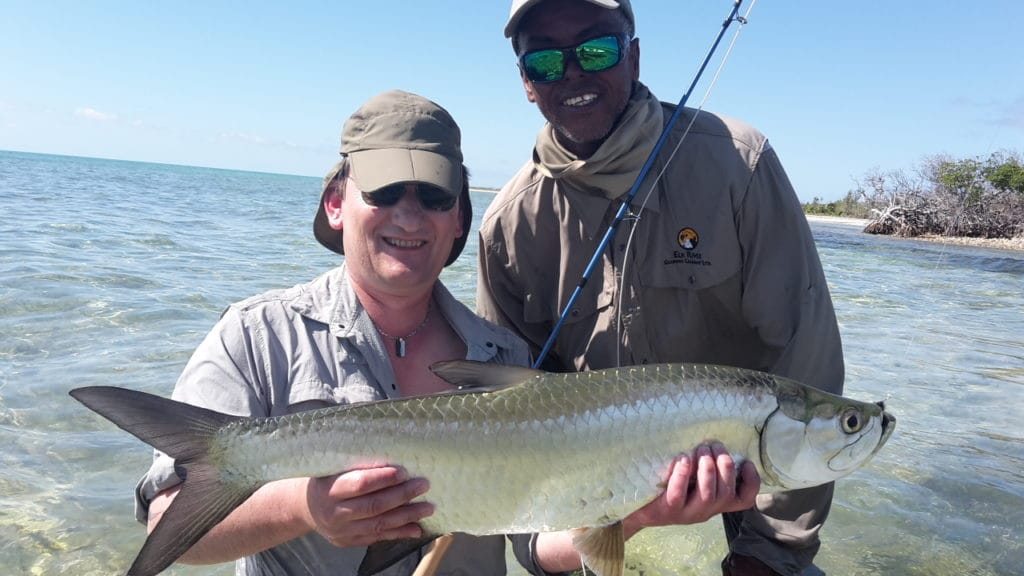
left=804, top=150, right=1024, bottom=239
left=803, top=192, right=872, bottom=218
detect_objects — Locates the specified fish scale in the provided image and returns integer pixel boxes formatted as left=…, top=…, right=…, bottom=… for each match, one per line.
left=219, top=364, right=806, bottom=534
left=70, top=361, right=893, bottom=576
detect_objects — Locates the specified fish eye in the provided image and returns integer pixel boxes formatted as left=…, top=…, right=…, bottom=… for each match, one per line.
left=841, top=408, right=863, bottom=433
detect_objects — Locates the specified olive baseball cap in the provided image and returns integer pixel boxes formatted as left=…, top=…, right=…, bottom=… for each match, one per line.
left=314, top=90, right=471, bottom=266
left=504, top=0, right=634, bottom=38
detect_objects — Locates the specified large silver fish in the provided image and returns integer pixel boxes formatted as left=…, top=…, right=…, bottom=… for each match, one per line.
left=70, top=361, right=894, bottom=576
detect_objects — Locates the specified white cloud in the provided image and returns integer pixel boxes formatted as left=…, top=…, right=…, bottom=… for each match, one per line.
left=215, top=131, right=267, bottom=145
left=1001, top=95, right=1024, bottom=130
left=953, top=94, right=1024, bottom=133
left=75, top=107, right=118, bottom=121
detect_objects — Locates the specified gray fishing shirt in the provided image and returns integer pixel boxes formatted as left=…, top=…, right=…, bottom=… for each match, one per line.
left=136, top=264, right=531, bottom=576
left=478, top=102, right=844, bottom=575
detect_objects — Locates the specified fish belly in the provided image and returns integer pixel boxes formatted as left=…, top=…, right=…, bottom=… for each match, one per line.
left=221, top=365, right=776, bottom=534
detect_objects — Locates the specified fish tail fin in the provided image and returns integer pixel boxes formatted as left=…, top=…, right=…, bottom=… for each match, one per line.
left=70, top=386, right=257, bottom=576
left=69, top=385, right=239, bottom=461
left=129, top=461, right=258, bottom=576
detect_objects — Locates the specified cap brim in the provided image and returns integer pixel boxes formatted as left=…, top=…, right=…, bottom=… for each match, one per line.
left=349, top=148, right=460, bottom=197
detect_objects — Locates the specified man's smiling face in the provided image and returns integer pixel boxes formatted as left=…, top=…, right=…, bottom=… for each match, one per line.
left=516, top=0, right=639, bottom=158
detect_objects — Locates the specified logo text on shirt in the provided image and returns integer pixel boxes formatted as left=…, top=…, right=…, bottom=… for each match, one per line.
left=664, top=227, right=712, bottom=266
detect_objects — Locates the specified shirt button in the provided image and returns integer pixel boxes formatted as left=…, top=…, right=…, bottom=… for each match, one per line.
left=486, top=342, right=494, bottom=348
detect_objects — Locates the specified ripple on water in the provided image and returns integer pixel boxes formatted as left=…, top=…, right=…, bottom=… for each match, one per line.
left=5, top=155, right=1024, bottom=576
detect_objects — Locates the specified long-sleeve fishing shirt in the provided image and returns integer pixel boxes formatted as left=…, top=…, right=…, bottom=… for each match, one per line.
left=477, top=99, right=845, bottom=576
left=136, top=264, right=531, bottom=576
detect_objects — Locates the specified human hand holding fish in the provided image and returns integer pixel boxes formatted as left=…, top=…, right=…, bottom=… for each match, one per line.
left=533, top=444, right=761, bottom=574
left=624, top=443, right=761, bottom=532
left=145, top=466, right=435, bottom=565
left=304, top=467, right=434, bottom=548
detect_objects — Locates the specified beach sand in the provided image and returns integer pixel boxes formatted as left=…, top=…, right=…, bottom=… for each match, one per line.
left=805, top=214, right=1024, bottom=253
left=805, top=215, right=871, bottom=227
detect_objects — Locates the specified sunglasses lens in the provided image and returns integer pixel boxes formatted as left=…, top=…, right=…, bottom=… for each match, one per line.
left=521, top=35, right=622, bottom=83
left=363, top=185, right=456, bottom=212
left=362, top=186, right=403, bottom=207
left=522, top=49, right=565, bottom=83
left=418, top=185, right=458, bottom=211
left=576, top=36, right=621, bottom=72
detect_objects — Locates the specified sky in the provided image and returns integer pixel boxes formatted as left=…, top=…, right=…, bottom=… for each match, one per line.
left=2, top=1, right=1022, bottom=201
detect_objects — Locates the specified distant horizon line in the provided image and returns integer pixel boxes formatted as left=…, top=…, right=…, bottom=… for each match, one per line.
left=0, top=148, right=502, bottom=192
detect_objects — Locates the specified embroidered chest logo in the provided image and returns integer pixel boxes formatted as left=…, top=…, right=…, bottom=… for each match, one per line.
left=664, top=226, right=712, bottom=267
left=677, top=228, right=699, bottom=250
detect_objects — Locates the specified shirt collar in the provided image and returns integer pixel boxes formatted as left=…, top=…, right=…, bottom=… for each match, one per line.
left=290, top=263, right=514, bottom=363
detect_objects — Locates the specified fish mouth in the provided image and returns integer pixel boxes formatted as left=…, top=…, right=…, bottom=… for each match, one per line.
left=874, top=403, right=896, bottom=454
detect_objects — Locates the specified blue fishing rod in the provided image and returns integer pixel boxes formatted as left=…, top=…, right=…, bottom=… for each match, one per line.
left=533, top=0, right=750, bottom=369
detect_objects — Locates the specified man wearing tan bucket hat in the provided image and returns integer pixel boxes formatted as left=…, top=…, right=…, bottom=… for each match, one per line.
left=135, top=89, right=529, bottom=575
left=480, top=1, right=844, bottom=575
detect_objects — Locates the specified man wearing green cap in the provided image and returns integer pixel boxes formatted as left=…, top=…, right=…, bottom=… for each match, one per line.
left=135, top=90, right=530, bottom=575
left=478, top=1, right=845, bottom=575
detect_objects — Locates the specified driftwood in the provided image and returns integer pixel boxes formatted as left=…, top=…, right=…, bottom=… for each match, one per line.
left=855, top=157, right=1024, bottom=240
left=863, top=199, right=1021, bottom=239
left=863, top=204, right=937, bottom=237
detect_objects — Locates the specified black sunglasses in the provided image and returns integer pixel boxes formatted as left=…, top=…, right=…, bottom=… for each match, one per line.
left=520, top=34, right=625, bottom=84
left=361, top=183, right=458, bottom=212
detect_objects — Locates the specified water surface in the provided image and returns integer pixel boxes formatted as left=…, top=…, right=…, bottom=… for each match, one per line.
left=1, top=151, right=1021, bottom=575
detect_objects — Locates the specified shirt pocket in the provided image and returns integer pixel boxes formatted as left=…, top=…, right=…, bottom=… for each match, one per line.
left=637, top=226, right=742, bottom=291
left=278, top=378, right=337, bottom=415
left=333, top=358, right=387, bottom=405
left=281, top=368, right=383, bottom=416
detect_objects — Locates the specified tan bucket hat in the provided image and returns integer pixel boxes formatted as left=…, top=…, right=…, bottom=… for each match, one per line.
left=313, top=90, right=472, bottom=267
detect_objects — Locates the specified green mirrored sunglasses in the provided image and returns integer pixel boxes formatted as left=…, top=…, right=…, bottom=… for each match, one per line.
left=520, top=35, right=624, bottom=84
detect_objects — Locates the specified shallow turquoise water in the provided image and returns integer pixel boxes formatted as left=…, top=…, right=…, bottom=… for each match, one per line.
left=2, top=151, right=1022, bottom=575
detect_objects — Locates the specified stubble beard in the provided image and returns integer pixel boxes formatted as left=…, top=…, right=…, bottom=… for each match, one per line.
left=550, top=93, right=631, bottom=158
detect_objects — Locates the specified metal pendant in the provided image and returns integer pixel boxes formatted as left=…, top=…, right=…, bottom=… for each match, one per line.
left=396, top=338, right=407, bottom=358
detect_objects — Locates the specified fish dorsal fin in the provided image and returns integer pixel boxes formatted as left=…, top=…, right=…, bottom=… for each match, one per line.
left=571, top=522, right=625, bottom=576
left=430, top=360, right=544, bottom=392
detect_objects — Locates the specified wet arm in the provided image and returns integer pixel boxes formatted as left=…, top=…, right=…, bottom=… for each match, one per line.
left=147, top=479, right=313, bottom=564
left=148, top=468, right=432, bottom=565
left=523, top=449, right=759, bottom=574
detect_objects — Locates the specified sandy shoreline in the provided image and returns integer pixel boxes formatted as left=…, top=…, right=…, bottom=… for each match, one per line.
left=805, top=214, right=1024, bottom=253
left=805, top=215, right=871, bottom=227
left=469, top=202, right=1023, bottom=253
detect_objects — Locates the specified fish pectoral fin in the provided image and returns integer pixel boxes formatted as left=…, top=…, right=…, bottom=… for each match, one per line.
left=429, top=360, right=544, bottom=391
left=358, top=535, right=440, bottom=576
left=571, top=522, right=625, bottom=576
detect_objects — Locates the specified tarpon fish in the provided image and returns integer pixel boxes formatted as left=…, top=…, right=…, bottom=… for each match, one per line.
left=70, top=361, right=894, bottom=576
